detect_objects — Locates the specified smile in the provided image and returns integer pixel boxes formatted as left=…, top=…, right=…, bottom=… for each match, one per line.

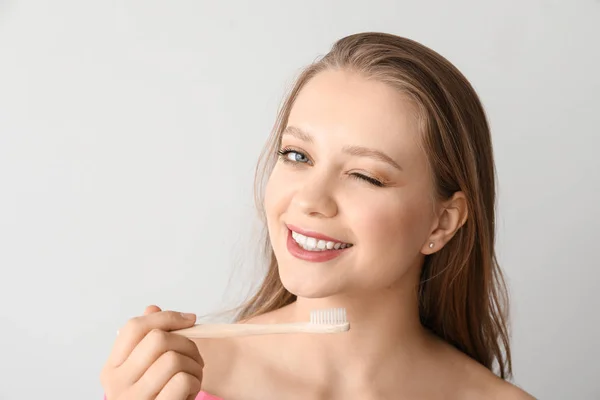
left=291, top=230, right=353, bottom=252
left=285, top=226, right=353, bottom=263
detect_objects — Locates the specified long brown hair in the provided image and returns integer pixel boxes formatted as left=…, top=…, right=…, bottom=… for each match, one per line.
left=236, top=32, right=512, bottom=379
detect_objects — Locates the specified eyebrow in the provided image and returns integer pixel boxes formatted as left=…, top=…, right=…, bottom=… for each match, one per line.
left=283, top=126, right=314, bottom=143
left=282, top=125, right=403, bottom=172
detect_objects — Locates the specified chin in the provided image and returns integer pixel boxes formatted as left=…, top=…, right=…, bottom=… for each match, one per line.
left=278, top=264, right=345, bottom=299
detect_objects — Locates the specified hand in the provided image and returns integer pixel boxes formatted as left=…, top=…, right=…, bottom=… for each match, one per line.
left=100, top=305, right=204, bottom=400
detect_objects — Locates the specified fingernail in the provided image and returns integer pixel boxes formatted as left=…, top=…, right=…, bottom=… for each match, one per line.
left=181, top=313, right=196, bottom=320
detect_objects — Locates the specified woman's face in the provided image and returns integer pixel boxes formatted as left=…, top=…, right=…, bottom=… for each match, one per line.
left=264, top=69, right=438, bottom=298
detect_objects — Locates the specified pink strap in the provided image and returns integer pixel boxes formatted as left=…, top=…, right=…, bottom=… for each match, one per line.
left=197, top=392, right=223, bottom=400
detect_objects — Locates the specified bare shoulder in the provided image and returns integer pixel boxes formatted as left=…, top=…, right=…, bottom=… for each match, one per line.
left=460, top=360, right=535, bottom=399
left=488, top=379, right=536, bottom=400
left=430, top=338, right=535, bottom=400
left=456, top=353, right=535, bottom=399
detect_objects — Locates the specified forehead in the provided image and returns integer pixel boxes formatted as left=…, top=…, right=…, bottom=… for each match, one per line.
left=287, top=69, right=420, bottom=150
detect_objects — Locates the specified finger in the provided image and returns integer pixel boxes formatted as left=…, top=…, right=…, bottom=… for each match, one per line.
left=108, top=310, right=197, bottom=368
left=117, top=305, right=161, bottom=335
left=136, top=352, right=203, bottom=398
left=155, top=372, right=202, bottom=400
left=144, top=305, right=162, bottom=316
left=120, top=329, right=203, bottom=384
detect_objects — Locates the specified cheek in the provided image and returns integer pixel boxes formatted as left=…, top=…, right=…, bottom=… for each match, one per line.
left=264, top=167, right=290, bottom=223
left=352, top=194, right=431, bottom=252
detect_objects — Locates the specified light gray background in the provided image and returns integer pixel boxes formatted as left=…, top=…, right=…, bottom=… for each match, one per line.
left=0, top=1, right=598, bottom=399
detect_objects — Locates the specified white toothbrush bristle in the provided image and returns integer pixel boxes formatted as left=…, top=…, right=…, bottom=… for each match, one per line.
left=310, top=308, right=347, bottom=325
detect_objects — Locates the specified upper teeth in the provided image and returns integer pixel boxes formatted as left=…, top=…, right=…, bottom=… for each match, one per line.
left=291, top=231, right=352, bottom=252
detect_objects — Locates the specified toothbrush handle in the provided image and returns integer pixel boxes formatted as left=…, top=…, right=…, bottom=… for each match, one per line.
left=171, top=322, right=349, bottom=338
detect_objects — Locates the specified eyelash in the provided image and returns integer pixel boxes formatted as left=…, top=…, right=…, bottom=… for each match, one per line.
left=276, top=147, right=385, bottom=187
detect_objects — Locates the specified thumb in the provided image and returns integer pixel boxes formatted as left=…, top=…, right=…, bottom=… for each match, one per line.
left=143, top=304, right=162, bottom=316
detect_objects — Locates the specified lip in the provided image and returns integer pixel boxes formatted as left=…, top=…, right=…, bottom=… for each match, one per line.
left=286, top=228, right=351, bottom=262
left=285, top=223, right=349, bottom=244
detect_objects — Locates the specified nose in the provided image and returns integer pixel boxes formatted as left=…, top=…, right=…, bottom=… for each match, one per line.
left=290, top=174, right=338, bottom=218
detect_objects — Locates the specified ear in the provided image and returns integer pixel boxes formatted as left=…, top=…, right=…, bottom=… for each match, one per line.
left=421, top=191, right=468, bottom=254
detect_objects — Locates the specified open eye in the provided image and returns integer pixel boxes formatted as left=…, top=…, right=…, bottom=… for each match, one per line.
left=277, top=147, right=310, bottom=164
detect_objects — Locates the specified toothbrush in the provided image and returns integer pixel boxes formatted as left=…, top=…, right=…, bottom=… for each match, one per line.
left=171, top=308, right=350, bottom=338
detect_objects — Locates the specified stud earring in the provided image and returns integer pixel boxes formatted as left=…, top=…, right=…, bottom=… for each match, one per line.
left=429, top=242, right=434, bottom=248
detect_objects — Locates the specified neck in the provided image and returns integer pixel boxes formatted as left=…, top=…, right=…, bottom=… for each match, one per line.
left=283, top=280, right=431, bottom=386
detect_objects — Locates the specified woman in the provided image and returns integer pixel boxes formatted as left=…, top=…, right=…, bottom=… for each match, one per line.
left=101, top=32, right=535, bottom=399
